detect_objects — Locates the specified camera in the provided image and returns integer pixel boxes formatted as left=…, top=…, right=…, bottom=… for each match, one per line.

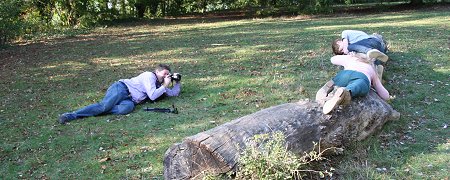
left=169, top=73, right=182, bottom=82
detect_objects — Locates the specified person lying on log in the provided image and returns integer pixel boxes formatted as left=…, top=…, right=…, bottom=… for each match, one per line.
left=58, top=64, right=181, bottom=124
left=332, top=30, right=389, bottom=79
left=316, top=52, right=390, bottom=114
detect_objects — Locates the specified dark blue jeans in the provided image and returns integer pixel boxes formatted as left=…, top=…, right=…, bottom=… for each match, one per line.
left=348, top=37, right=386, bottom=65
left=332, top=70, right=370, bottom=98
left=70, top=81, right=135, bottom=119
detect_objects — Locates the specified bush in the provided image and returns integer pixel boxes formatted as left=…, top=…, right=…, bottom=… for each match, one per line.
left=0, top=0, right=24, bottom=46
left=234, top=132, right=335, bottom=179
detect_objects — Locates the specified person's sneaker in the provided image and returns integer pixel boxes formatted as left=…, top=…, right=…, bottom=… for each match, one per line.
left=58, top=113, right=76, bottom=124
left=376, top=65, right=384, bottom=80
left=315, top=80, right=335, bottom=104
left=323, top=87, right=351, bottom=114
left=367, top=49, right=388, bottom=62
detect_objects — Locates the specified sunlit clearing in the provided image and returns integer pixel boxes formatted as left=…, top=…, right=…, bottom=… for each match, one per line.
left=91, top=57, right=134, bottom=67
left=43, top=61, right=88, bottom=70
left=195, top=75, right=231, bottom=88
left=434, top=68, right=449, bottom=74
left=44, top=61, right=89, bottom=81
left=306, top=14, right=449, bottom=30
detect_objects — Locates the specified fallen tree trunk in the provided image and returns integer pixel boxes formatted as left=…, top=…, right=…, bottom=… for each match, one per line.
left=164, top=90, right=400, bottom=179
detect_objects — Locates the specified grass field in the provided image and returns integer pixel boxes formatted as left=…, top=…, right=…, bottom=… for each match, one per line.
left=0, top=6, right=449, bottom=179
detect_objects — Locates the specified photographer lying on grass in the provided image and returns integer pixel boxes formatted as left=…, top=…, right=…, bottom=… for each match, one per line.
left=58, top=64, right=181, bottom=124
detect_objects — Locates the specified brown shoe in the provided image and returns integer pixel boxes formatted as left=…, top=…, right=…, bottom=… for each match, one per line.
left=315, top=80, right=334, bottom=104
left=323, top=87, right=351, bottom=114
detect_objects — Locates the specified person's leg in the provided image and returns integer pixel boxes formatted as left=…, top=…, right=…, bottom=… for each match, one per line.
left=323, top=87, right=351, bottom=114
left=108, top=99, right=135, bottom=115
left=332, top=70, right=352, bottom=87
left=74, top=82, right=129, bottom=117
left=350, top=38, right=386, bottom=53
left=59, top=82, right=129, bottom=123
left=345, top=78, right=370, bottom=98
left=323, top=71, right=369, bottom=114
left=367, top=49, right=388, bottom=63
left=371, top=33, right=388, bottom=52
left=347, top=44, right=372, bottom=54
left=315, top=80, right=335, bottom=105
left=323, top=71, right=352, bottom=114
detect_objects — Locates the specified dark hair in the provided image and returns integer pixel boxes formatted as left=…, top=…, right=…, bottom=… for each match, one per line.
left=156, top=64, right=171, bottom=72
left=332, top=38, right=344, bottom=55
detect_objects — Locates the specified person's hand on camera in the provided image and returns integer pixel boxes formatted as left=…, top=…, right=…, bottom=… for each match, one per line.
left=163, top=75, right=171, bottom=87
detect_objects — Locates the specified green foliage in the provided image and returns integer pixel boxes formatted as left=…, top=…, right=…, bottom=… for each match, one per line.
left=312, top=0, right=333, bottom=13
left=234, top=132, right=334, bottom=179
left=2, top=0, right=448, bottom=43
left=0, top=0, right=24, bottom=45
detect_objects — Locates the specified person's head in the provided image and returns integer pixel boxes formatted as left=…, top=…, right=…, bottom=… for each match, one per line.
left=154, top=64, right=171, bottom=81
left=332, top=38, right=344, bottom=55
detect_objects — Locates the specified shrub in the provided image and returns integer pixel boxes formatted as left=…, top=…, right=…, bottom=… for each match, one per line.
left=0, top=0, right=24, bottom=46
left=234, top=132, right=335, bottom=179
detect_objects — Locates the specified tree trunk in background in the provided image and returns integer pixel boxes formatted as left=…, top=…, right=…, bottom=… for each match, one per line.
left=163, top=90, right=400, bottom=179
left=135, top=2, right=146, bottom=18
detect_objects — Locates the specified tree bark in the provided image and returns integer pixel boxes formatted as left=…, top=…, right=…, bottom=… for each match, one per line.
left=163, top=90, right=400, bottom=179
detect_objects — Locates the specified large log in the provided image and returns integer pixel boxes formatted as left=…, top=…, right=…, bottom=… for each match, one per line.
left=163, top=90, right=400, bottom=179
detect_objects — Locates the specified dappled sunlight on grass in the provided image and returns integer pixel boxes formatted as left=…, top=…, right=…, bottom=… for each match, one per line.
left=399, top=142, right=450, bottom=178
left=433, top=68, right=449, bottom=74
left=1, top=7, right=449, bottom=179
left=195, top=75, right=235, bottom=89
left=164, top=19, right=254, bottom=32
left=305, top=12, right=449, bottom=31
left=43, top=61, right=89, bottom=70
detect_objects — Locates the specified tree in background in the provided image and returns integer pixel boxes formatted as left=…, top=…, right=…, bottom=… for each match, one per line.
left=0, top=0, right=23, bottom=46
left=0, top=0, right=447, bottom=46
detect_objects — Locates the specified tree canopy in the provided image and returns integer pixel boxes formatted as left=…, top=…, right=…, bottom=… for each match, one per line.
left=0, top=0, right=446, bottom=45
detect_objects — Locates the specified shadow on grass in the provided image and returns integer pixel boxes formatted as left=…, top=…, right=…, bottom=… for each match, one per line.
left=0, top=7, right=448, bottom=178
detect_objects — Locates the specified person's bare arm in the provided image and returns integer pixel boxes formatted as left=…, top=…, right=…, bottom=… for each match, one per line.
left=330, top=55, right=350, bottom=66
left=342, top=38, right=349, bottom=54
left=372, top=76, right=390, bottom=100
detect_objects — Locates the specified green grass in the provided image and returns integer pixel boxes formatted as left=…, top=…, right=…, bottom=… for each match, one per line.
left=1, top=7, right=449, bottom=179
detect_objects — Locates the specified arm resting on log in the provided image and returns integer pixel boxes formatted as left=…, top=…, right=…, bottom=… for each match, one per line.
left=164, top=90, right=400, bottom=179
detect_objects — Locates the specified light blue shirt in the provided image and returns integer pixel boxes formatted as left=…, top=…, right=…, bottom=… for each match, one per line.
left=341, top=30, right=372, bottom=44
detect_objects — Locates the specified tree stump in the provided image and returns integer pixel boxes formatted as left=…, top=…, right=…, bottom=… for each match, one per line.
left=163, top=90, right=400, bottom=179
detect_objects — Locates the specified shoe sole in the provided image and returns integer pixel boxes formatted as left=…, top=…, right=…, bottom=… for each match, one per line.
left=315, top=80, right=334, bottom=102
left=368, top=49, right=388, bottom=62
left=323, top=88, right=346, bottom=114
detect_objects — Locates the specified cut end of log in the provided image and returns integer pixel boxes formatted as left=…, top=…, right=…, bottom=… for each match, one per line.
left=163, top=136, right=234, bottom=179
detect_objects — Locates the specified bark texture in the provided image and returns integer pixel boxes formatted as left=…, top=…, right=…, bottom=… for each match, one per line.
left=164, top=90, right=400, bottom=179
